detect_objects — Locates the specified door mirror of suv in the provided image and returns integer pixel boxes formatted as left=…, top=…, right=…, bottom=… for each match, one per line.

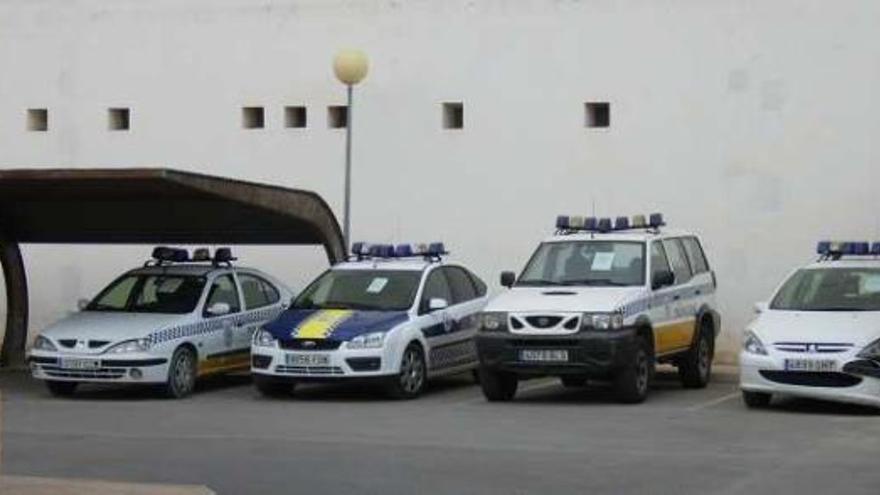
left=754, top=301, right=769, bottom=314
left=651, top=270, right=675, bottom=290
left=500, top=271, right=516, bottom=288
left=428, top=298, right=449, bottom=313
left=206, top=302, right=231, bottom=317
left=77, top=298, right=90, bottom=311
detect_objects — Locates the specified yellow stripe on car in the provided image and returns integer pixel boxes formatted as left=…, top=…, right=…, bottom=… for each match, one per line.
left=294, top=310, right=354, bottom=339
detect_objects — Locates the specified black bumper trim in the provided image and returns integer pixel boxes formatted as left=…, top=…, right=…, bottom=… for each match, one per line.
left=29, top=356, right=166, bottom=367
left=842, top=360, right=880, bottom=379
left=476, top=326, right=639, bottom=377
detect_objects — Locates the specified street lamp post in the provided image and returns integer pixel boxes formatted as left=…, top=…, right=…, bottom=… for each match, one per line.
left=333, top=49, right=369, bottom=250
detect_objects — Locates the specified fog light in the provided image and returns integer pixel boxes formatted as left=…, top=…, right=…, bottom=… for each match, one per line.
left=129, top=368, right=143, bottom=379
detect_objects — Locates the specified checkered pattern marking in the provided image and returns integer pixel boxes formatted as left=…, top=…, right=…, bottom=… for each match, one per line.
left=147, top=305, right=284, bottom=346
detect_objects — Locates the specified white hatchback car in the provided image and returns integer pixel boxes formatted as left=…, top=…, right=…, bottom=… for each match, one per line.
left=740, top=241, right=880, bottom=409
left=251, top=242, right=489, bottom=399
left=28, top=247, right=292, bottom=398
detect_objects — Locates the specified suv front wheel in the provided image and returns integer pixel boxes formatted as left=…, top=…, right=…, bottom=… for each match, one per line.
left=613, top=336, right=652, bottom=404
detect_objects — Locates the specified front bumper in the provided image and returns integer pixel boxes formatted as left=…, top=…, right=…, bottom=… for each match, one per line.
left=251, top=343, right=394, bottom=381
left=28, top=351, right=169, bottom=383
left=475, top=326, right=639, bottom=378
left=740, top=351, right=880, bottom=408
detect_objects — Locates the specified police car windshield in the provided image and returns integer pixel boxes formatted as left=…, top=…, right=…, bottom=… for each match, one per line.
left=771, top=268, right=880, bottom=311
left=517, top=241, right=646, bottom=287
left=87, top=275, right=207, bottom=314
left=292, top=269, right=422, bottom=311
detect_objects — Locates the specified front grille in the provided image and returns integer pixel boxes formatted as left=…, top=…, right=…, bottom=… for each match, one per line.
left=56, top=339, right=111, bottom=350
left=759, top=370, right=862, bottom=388
left=274, top=365, right=344, bottom=376
left=89, top=340, right=110, bottom=349
left=252, top=354, right=272, bottom=370
left=41, top=365, right=126, bottom=379
left=279, top=339, right=342, bottom=351
left=58, top=339, right=77, bottom=348
left=525, top=316, right=564, bottom=329
left=773, top=342, right=853, bottom=354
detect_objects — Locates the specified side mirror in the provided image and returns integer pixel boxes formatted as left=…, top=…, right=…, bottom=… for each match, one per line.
left=651, top=270, right=675, bottom=290
left=206, top=302, right=231, bottom=317
left=77, top=298, right=90, bottom=311
left=428, top=298, right=449, bottom=313
left=754, top=302, right=769, bottom=314
left=500, top=271, right=516, bottom=288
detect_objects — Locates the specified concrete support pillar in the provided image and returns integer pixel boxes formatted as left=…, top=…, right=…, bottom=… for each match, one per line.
left=0, top=240, right=27, bottom=368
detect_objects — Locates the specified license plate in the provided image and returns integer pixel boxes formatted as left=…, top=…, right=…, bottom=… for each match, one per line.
left=519, top=349, right=569, bottom=363
left=285, top=353, right=330, bottom=366
left=784, top=358, right=837, bottom=372
left=60, top=358, right=100, bottom=370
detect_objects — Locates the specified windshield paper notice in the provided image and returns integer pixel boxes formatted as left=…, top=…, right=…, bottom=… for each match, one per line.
left=591, top=252, right=616, bottom=271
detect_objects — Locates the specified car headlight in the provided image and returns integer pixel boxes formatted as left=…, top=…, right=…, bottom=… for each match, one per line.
left=33, top=335, right=57, bottom=352
left=253, top=329, right=278, bottom=348
left=105, top=338, right=152, bottom=354
left=347, top=331, right=387, bottom=349
left=856, top=338, right=880, bottom=360
left=743, top=330, right=767, bottom=355
left=582, top=312, right=624, bottom=330
left=480, top=312, right=509, bottom=332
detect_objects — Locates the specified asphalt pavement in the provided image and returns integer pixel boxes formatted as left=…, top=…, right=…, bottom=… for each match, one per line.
left=1, top=368, right=879, bottom=495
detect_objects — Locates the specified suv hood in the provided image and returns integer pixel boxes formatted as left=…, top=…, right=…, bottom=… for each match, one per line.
left=41, top=311, right=185, bottom=342
left=753, top=310, right=880, bottom=347
left=485, top=286, right=645, bottom=313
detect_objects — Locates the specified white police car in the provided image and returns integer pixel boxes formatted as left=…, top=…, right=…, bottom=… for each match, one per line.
left=251, top=242, right=488, bottom=399
left=476, top=214, right=720, bottom=403
left=28, top=247, right=292, bottom=398
left=740, top=241, right=880, bottom=409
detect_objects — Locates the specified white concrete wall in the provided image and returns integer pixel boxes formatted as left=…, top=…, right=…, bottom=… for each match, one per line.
left=2, top=0, right=880, bottom=361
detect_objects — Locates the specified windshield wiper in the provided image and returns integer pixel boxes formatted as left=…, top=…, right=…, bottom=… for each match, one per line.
left=516, top=279, right=564, bottom=287
left=562, top=279, right=629, bottom=287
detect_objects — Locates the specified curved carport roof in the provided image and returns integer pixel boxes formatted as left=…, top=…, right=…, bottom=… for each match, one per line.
left=0, top=168, right=345, bottom=367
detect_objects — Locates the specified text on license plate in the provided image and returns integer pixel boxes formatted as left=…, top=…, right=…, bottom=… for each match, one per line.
left=60, top=358, right=100, bottom=370
left=519, top=349, right=569, bottom=362
left=285, top=353, right=330, bottom=366
left=784, top=359, right=837, bottom=372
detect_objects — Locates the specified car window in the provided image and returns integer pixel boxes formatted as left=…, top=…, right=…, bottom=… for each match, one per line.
left=88, top=274, right=205, bottom=314
left=445, top=266, right=477, bottom=304
left=771, top=268, right=880, bottom=311
left=204, top=274, right=241, bottom=316
left=420, top=268, right=453, bottom=313
left=662, top=239, right=693, bottom=285
left=650, top=242, right=672, bottom=286
left=518, top=241, right=645, bottom=287
left=682, top=237, right=709, bottom=274
left=239, top=273, right=280, bottom=310
left=292, top=269, right=421, bottom=311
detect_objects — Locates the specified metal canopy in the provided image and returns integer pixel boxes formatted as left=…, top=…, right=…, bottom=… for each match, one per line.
left=0, top=168, right=345, bottom=367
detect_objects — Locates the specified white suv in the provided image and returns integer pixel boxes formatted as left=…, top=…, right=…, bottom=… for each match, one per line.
left=476, top=214, right=720, bottom=403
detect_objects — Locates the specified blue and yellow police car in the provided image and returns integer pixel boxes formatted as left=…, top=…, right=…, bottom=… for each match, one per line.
left=251, top=242, right=489, bottom=399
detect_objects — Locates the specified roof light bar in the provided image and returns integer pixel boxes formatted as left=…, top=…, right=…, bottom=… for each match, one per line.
left=350, top=242, right=448, bottom=260
left=555, top=212, right=666, bottom=233
left=817, top=240, right=880, bottom=259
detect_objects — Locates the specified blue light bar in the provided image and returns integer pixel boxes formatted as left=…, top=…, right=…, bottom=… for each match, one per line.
left=428, top=242, right=446, bottom=256
left=597, top=218, right=612, bottom=232
left=214, top=247, right=236, bottom=263
left=584, top=217, right=597, bottom=230
left=649, top=213, right=665, bottom=228
left=614, top=216, right=629, bottom=230
left=816, top=241, right=831, bottom=255
left=853, top=242, right=870, bottom=255
left=872, top=243, right=880, bottom=255
left=556, top=215, right=570, bottom=230
left=351, top=242, right=366, bottom=256
left=395, top=244, right=413, bottom=257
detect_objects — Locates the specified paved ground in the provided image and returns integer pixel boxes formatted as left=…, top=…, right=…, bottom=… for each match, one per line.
left=1, top=368, right=879, bottom=495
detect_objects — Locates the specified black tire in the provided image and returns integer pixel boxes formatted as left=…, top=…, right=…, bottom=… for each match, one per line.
left=45, top=380, right=77, bottom=397
left=479, top=367, right=518, bottom=402
left=560, top=376, right=587, bottom=388
left=387, top=343, right=427, bottom=399
left=163, top=346, right=198, bottom=399
left=254, top=375, right=294, bottom=397
left=678, top=321, right=714, bottom=389
left=742, top=390, right=772, bottom=408
left=613, top=336, right=652, bottom=404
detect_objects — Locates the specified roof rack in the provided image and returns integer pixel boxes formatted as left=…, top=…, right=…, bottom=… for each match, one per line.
left=555, top=213, right=665, bottom=235
left=350, top=242, right=448, bottom=262
left=145, top=246, right=237, bottom=267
